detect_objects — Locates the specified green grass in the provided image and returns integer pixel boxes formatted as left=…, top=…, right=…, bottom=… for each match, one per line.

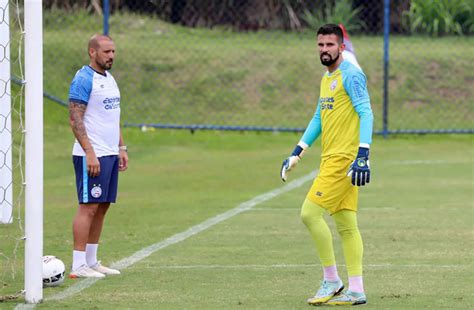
left=10, top=11, right=474, bottom=131
left=1, top=100, right=473, bottom=309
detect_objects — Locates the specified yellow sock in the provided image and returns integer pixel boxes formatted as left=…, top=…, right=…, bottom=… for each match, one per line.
left=333, top=210, right=363, bottom=276
left=300, top=198, right=336, bottom=267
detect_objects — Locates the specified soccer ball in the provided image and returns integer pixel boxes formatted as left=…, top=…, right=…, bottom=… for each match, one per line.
left=42, top=255, right=65, bottom=287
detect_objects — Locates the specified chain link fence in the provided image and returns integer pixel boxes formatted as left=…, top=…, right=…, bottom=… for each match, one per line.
left=35, top=0, right=474, bottom=134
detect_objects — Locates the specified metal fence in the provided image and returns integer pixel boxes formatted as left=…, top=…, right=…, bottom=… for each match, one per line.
left=28, top=1, right=474, bottom=134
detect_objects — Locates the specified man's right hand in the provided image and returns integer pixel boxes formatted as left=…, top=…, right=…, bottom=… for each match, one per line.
left=85, top=149, right=100, bottom=177
left=280, top=156, right=300, bottom=182
left=280, top=143, right=307, bottom=182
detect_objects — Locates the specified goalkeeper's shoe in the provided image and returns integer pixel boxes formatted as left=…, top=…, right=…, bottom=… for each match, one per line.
left=69, top=264, right=105, bottom=278
left=306, top=279, right=344, bottom=305
left=90, top=261, right=121, bottom=275
left=326, top=290, right=367, bottom=306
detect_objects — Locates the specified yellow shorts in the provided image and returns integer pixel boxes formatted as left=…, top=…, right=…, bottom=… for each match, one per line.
left=306, top=155, right=358, bottom=214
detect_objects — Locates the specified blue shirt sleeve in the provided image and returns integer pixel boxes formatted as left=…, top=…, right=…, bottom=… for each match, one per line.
left=300, top=100, right=322, bottom=147
left=69, top=72, right=92, bottom=105
left=343, top=70, right=374, bottom=145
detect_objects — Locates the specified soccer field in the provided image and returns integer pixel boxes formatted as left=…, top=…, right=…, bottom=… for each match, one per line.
left=0, top=101, right=470, bottom=309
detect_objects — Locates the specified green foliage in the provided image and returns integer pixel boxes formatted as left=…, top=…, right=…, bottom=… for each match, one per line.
left=403, top=0, right=474, bottom=36
left=301, top=0, right=365, bottom=33
left=43, top=7, right=95, bottom=29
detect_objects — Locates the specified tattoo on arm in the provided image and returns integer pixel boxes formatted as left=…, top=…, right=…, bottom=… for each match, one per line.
left=69, top=102, right=91, bottom=151
left=119, top=128, right=124, bottom=146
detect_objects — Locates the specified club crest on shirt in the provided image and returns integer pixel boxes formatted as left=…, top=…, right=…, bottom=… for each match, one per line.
left=330, top=80, right=338, bottom=91
left=91, top=184, right=102, bottom=198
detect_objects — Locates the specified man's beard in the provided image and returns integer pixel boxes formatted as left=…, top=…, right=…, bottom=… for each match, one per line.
left=98, top=60, right=113, bottom=70
left=320, top=52, right=339, bottom=66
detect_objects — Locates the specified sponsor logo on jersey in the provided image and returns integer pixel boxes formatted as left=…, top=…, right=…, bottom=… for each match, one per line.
left=320, top=97, right=334, bottom=103
left=321, top=103, right=334, bottom=110
left=91, top=184, right=102, bottom=198
left=352, top=76, right=365, bottom=98
left=320, top=97, right=335, bottom=110
left=103, top=97, right=120, bottom=110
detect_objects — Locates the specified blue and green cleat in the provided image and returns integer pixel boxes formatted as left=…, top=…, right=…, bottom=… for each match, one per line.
left=306, top=279, right=344, bottom=305
left=326, top=290, right=367, bottom=306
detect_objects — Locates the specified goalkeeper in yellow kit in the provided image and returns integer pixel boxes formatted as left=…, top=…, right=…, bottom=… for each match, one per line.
left=281, top=24, right=373, bottom=306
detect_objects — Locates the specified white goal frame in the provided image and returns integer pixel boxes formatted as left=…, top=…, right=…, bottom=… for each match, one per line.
left=24, top=0, right=43, bottom=303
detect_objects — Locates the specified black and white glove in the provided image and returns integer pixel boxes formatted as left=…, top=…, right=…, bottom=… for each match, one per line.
left=347, top=146, right=370, bottom=186
left=280, top=142, right=307, bottom=182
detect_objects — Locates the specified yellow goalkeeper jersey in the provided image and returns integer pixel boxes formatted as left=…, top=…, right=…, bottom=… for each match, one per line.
left=301, top=60, right=373, bottom=158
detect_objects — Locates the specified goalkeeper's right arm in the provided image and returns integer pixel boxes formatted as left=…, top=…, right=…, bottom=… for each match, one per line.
left=280, top=142, right=308, bottom=182
left=280, top=101, right=322, bottom=182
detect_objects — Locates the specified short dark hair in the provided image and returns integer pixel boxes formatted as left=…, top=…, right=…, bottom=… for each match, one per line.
left=88, top=34, right=114, bottom=51
left=317, top=24, right=343, bottom=44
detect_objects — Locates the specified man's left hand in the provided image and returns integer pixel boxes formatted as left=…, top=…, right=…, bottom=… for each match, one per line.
left=119, top=147, right=128, bottom=172
left=347, top=147, right=370, bottom=186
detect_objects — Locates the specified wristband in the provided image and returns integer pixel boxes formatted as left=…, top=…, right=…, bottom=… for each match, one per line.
left=356, top=147, right=369, bottom=158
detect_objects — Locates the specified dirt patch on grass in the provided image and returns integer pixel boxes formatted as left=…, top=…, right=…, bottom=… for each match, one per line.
left=464, top=75, right=474, bottom=82
left=388, top=73, right=407, bottom=90
left=434, top=87, right=470, bottom=101
left=403, top=100, right=428, bottom=109
left=426, top=61, right=441, bottom=80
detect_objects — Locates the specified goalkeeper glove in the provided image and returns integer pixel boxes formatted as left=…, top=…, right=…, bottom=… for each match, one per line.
left=281, top=142, right=307, bottom=182
left=347, top=146, right=370, bottom=186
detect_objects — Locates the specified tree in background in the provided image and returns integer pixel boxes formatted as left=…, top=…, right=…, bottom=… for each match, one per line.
left=42, top=0, right=472, bottom=35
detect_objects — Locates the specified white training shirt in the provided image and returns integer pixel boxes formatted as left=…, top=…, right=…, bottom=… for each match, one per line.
left=68, top=65, right=121, bottom=157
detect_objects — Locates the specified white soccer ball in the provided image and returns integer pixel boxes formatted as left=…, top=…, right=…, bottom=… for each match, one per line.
left=42, top=255, right=65, bottom=287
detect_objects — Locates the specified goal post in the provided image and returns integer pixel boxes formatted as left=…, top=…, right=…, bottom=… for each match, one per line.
left=24, top=0, right=43, bottom=303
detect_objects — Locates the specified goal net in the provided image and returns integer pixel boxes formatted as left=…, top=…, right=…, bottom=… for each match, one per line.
left=1, top=0, right=25, bottom=301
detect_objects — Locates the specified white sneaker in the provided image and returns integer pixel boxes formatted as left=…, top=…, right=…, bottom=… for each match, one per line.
left=69, top=264, right=105, bottom=279
left=307, top=279, right=344, bottom=305
left=90, top=261, right=121, bottom=275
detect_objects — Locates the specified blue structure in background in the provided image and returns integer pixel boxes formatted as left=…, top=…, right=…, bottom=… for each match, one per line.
left=383, top=0, right=390, bottom=138
left=103, top=0, right=109, bottom=36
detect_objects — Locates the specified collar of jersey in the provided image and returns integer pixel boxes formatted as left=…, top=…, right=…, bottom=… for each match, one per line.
left=87, top=65, right=108, bottom=77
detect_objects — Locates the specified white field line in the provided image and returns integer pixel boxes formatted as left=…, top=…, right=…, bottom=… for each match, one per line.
left=386, top=159, right=470, bottom=165
left=250, top=206, right=469, bottom=211
left=14, top=304, right=34, bottom=310
left=144, top=263, right=471, bottom=270
left=15, top=170, right=317, bottom=308
left=250, top=207, right=397, bottom=211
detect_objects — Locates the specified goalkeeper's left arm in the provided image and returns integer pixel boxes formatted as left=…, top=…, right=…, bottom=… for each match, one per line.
left=346, top=72, right=374, bottom=186
left=280, top=102, right=321, bottom=182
